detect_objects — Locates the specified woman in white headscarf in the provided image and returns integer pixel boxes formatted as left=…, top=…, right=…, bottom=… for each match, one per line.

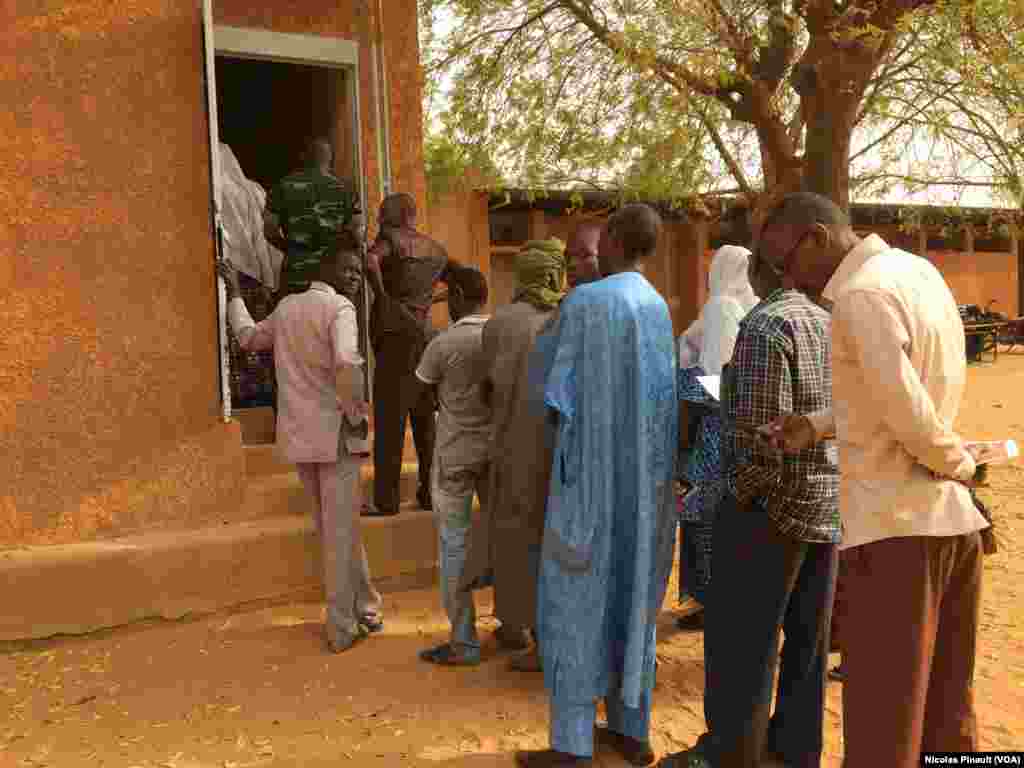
left=675, top=244, right=759, bottom=629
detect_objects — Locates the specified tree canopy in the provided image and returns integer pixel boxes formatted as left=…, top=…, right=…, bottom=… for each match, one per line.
left=421, top=0, right=1023, bottom=212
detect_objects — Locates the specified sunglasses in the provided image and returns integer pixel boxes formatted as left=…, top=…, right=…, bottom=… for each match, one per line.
left=751, top=231, right=809, bottom=281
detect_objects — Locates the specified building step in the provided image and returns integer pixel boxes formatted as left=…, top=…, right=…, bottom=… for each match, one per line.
left=0, top=506, right=439, bottom=642
left=234, top=407, right=421, bottom=456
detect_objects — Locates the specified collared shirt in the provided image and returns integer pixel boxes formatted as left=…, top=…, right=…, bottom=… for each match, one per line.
left=807, top=234, right=986, bottom=550
left=416, top=315, right=492, bottom=470
left=229, top=281, right=363, bottom=463
left=721, top=289, right=840, bottom=543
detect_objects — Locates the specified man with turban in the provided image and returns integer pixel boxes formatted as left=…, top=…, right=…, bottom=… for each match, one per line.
left=461, top=238, right=568, bottom=664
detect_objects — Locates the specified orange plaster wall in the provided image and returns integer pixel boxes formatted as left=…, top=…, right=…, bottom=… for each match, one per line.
left=927, top=250, right=1019, bottom=318
left=1, top=3, right=246, bottom=546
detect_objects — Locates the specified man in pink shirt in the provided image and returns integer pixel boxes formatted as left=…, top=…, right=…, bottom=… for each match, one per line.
left=217, top=234, right=383, bottom=653
left=763, top=192, right=987, bottom=768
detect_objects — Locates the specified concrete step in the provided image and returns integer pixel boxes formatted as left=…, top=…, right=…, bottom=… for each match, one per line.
left=1, top=506, right=439, bottom=642
left=235, top=407, right=276, bottom=445
left=234, top=407, right=421, bottom=456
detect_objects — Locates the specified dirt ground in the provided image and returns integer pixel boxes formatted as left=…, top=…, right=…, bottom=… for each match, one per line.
left=3, top=356, right=1024, bottom=768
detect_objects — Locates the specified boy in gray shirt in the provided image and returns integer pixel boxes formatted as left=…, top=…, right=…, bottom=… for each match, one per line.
left=415, top=265, right=492, bottom=666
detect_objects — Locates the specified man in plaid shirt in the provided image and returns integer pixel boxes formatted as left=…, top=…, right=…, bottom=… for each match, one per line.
left=661, top=211, right=839, bottom=768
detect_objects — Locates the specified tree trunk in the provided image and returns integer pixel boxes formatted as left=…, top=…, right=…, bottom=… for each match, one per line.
left=803, top=101, right=855, bottom=212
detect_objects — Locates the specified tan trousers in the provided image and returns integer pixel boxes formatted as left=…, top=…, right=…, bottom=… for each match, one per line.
left=297, top=456, right=382, bottom=647
left=842, top=532, right=982, bottom=768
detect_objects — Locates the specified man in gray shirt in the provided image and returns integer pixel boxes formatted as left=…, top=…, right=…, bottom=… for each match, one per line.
left=415, top=265, right=492, bottom=666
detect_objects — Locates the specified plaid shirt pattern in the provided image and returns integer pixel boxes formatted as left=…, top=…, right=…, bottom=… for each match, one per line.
left=721, top=289, right=840, bottom=543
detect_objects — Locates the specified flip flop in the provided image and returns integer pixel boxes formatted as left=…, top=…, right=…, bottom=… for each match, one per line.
left=418, top=642, right=480, bottom=666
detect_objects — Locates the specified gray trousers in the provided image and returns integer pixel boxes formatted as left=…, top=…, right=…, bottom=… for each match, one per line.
left=297, top=456, right=382, bottom=646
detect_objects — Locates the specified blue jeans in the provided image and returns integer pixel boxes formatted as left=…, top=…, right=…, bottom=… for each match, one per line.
left=550, top=687, right=653, bottom=757
left=432, top=458, right=489, bottom=658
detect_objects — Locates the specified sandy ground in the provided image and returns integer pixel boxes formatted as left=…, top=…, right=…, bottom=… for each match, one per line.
left=3, top=356, right=1024, bottom=767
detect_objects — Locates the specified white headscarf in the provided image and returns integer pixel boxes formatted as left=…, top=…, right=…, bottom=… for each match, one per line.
left=218, top=143, right=284, bottom=290
left=677, top=245, right=759, bottom=375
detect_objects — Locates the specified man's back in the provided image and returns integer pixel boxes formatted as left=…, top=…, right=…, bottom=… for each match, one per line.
left=271, top=286, right=356, bottom=463
left=267, top=169, right=356, bottom=293
left=415, top=316, right=492, bottom=468
left=826, top=239, right=983, bottom=547
left=539, top=272, right=677, bottom=707
left=375, top=226, right=448, bottom=329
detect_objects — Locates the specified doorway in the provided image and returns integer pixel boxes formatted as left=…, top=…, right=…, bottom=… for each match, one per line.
left=211, top=55, right=360, bottom=413
left=214, top=57, right=354, bottom=191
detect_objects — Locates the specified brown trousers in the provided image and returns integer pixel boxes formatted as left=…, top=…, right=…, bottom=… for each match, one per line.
left=842, top=532, right=982, bottom=768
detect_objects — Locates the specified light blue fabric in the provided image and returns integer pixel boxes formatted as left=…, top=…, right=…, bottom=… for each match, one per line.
left=550, top=685, right=653, bottom=757
left=537, top=272, right=678, bottom=711
left=431, top=462, right=481, bottom=659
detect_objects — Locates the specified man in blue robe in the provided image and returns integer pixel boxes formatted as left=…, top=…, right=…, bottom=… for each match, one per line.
left=516, top=204, right=678, bottom=768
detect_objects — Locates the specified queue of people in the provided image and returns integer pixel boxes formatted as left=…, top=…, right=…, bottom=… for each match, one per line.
left=218, top=141, right=988, bottom=768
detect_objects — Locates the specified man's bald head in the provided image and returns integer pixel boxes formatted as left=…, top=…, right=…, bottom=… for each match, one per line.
left=304, top=138, right=334, bottom=171
left=756, top=191, right=859, bottom=300
left=379, top=192, right=417, bottom=230
left=566, top=220, right=602, bottom=288
left=599, top=204, right=662, bottom=276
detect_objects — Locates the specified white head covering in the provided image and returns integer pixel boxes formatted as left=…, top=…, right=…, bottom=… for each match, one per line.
left=677, top=245, right=758, bottom=375
left=218, top=143, right=284, bottom=290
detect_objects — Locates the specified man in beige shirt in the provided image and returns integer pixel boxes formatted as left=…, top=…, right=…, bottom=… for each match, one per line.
left=217, top=234, right=383, bottom=653
left=763, top=192, right=987, bottom=768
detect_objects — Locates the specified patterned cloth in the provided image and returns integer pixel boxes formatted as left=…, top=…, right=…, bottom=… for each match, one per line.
left=266, top=168, right=358, bottom=296
left=513, top=238, right=566, bottom=311
left=721, top=289, right=841, bottom=544
left=227, top=271, right=275, bottom=408
left=677, top=366, right=723, bottom=604
left=537, top=271, right=678, bottom=711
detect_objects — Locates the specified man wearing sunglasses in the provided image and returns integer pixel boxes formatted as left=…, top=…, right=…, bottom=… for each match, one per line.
left=760, top=192, right=985, bottom=768
left=661, top=197, right=840, bottom=768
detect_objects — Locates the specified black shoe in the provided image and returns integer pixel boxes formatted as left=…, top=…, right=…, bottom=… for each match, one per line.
left=515, top=750, right=592, bottom=767
left=595, top=726, right=656, bottom=766
left=416, top=487, right=432, bottom=511
left=494, top=625, right=531, bottom=651
left=361, top=503, right=399, bottom=517
left=675, top=610, right=705, bottom=631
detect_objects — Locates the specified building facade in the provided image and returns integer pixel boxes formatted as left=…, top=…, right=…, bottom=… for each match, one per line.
left=1, top=0, right=427, bottom=549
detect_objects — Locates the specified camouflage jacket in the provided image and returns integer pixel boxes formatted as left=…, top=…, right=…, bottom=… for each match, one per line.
left=266, top=168, right=358, bottom=296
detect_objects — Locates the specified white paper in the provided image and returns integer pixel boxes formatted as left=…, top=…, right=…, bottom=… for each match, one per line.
left=697, top=375, right=721, bottom=401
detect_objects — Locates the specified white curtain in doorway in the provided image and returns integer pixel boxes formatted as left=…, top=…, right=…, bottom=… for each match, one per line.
left=219, top=142, right=284, bottom=291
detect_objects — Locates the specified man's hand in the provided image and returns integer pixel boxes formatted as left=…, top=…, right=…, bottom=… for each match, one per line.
left=761, top=414, right=817, bottom=454
left=216, top=259, right=241, bottom=299
left=338, top=398, right=369, bottom=425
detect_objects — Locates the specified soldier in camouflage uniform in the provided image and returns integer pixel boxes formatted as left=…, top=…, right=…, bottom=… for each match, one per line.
left=264, top=138, right=359, bottom=301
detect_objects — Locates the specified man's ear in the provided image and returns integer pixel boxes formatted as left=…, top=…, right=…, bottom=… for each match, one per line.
left=811, top=222, right=832, bottom=251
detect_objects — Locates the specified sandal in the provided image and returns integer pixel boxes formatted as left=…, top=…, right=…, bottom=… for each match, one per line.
left=418, top=642, right=480, bottom=666
left=361, top=616, right=384, bottom=634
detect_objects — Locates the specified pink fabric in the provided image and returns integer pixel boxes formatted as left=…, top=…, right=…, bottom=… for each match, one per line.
left=231, top=284, right=362, bottom=463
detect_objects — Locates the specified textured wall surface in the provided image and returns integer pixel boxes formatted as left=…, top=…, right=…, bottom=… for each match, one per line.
left=0, top=3, right=248, bottom=546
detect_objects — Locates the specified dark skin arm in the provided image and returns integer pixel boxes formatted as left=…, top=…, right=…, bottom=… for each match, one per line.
left=365, top=240, right=389, bottom=300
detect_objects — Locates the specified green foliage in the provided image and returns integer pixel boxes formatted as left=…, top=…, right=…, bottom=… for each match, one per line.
left=423, top=133, right=504, bottom=201
left=422, top=0, right=1024, bottom=209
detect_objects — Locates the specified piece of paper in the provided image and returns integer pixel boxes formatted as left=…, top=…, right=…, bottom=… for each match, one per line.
left=697, top=375, right=720, bottom=401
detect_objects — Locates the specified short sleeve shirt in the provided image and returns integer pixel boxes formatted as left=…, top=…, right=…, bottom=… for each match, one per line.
left=416, top=315, right=492, bottom=468
left=266, top=169, right=358, bottom=295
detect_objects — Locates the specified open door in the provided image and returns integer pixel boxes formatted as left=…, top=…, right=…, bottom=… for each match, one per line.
left=200, top=0, right=232, bottom=423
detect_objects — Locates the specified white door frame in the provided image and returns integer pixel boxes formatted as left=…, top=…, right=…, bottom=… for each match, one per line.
left=199, top=8, right=368, bottom=419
